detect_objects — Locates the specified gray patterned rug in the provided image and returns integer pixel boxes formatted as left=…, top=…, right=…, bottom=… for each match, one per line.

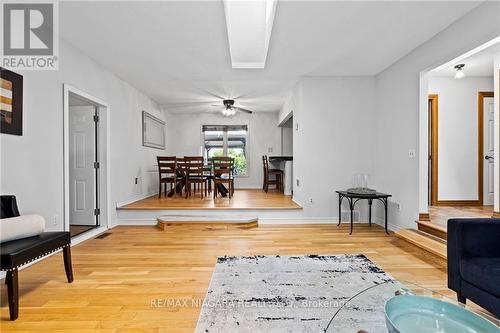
left=196, top=254, right=403, bottom=333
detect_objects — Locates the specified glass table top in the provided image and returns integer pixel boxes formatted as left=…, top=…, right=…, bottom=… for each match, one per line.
left=326, top=280, right=499, bottom=332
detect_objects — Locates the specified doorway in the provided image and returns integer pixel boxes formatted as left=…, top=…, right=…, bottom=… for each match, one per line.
left=428, top=92, right=494, bottom=206
left=64, top=85, right=110, bottom=238
left=480, top=92, right=495, bottom=205
left=68, top=97, right=99, bottom=237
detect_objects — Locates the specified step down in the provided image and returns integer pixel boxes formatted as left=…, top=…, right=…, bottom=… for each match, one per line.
left=395, top=229, right=447, bottom=259
left=417, top=220, right=447, bottom=240
left=157, top=216, right=258, bottom=231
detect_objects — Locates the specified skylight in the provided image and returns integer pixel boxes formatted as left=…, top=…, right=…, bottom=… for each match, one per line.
left=223, top=0, right=278, bottom=69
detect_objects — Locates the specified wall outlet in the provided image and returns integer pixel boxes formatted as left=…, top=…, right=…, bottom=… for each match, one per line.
left=308, top=197, right=313, bottom=203
left=135, top=177, right=138, bottom=185
left=296, top=179, right=300, bottom=187
left=408, top=149, right=416, bottom=159
left=268, top=147, right=273, bottom=153
left=53, top=214, right=58, bottom=226
left=395, top=203, right=402, bottom=212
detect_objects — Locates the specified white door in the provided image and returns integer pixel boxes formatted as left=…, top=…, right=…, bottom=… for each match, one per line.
left=483, top=96, right=494, bottom=205
left=69, top=106, right=97, bottom=225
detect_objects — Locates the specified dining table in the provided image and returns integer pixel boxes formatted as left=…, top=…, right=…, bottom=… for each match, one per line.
left=167, top=165, right=230, bottom=197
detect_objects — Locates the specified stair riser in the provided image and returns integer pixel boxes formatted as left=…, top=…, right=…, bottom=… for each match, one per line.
left=418, top=223, right=447, bottom=240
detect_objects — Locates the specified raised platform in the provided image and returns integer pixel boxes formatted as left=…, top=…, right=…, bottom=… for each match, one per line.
left=119, top=189, right=302, bottom=210
left=117, top=189, right=304, bottom=225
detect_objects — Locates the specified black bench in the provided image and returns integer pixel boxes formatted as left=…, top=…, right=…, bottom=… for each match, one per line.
left=0, top=195, right=73, bottom=320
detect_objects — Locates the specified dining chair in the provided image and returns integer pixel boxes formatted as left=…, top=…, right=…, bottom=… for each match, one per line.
left=212, top=157, right=234, bottom=199
left=262, top=155, right=283, bottom=193
left=157, top=156, right=180, bottom=198
left=184, top=156, right=208, bottom=198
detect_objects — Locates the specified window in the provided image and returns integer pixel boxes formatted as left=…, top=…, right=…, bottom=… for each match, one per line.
left=203, top=125, right=248, bottom=176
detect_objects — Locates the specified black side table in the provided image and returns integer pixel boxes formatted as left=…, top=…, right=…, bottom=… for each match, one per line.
left=336, top=191, right=392, bottom=235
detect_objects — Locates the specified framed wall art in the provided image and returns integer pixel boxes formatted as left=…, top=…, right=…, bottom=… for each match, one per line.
left=0, top=67, right=23, bottom=136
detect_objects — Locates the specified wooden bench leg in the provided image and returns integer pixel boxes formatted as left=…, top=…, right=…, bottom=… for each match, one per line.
left=6, top=268, right=19, bottom=320
left=63, top=246, right=74, bottom=283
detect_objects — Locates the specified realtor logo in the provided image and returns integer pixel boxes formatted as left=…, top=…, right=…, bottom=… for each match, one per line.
left=1, top=1, right=59, bottom=70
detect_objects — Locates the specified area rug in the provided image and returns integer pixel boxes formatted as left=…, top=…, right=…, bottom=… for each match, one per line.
left=195, top=254, right=403, bottom=333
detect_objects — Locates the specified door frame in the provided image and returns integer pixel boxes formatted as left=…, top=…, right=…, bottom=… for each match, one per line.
left=63, top=84, right=111, bottom=232
left=428, top=93, right=487, bottom=206
left=479, top=91, right=495, bottom=205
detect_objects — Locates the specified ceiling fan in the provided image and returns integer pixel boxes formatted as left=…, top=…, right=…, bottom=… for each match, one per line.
left=212, top=99, right=253, bottom=116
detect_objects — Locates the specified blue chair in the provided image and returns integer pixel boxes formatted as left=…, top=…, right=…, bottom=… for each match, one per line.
left=447, top=218, right=500, bottom=317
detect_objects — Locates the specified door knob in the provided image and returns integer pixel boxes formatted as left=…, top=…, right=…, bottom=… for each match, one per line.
left=485, top=155, right=494, bottom=160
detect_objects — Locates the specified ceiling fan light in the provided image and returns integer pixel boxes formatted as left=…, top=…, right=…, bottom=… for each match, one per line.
left=454, top=70, right=465, bottom=79
left=454, top=64, right=465, bottom=79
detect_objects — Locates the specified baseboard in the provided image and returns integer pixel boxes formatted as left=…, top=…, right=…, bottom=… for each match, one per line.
left=492, top=211, right=500, bottom=218
left=371, top=217, right=401, bottom=233
left=433, top=200, right=481, bottom=206
left=116, top=191, right=157, bottom=207
left=118, top=218, right=158, bottom=225
left=71, top=225, right=111, bottom=245
left=258, top=217, right=338, bottom=225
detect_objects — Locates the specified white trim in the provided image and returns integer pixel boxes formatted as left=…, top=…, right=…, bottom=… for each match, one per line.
left=278, top=110, right=293, bottom=127
left=71, top=225, right=110, bottom=246
left=117, top=217, right=376, bottom=226
left=430, top=36, right=500, bottom=73
left=63, top=84, right=111, bottom=233
left=118, top=218, right=158, bottom=226
left=258, top=217, right=337, bottom=225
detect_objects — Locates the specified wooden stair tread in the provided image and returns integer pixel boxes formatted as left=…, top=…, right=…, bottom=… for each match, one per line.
left=157, top=216, right=259, bottom=230
left=416, top=220, right=447, bottom=233
left=395, top=229, right=447, bottom=259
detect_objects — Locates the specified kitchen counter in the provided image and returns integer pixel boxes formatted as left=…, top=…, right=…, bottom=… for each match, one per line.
left=268, top=156, right=293, bottom=162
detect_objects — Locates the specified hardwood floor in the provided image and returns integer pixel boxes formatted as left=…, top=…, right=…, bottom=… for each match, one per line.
left=119, top=189, right=302, bottom=210
left=428, top=205, right=493, bottom=229
left=0, top=224, right=451, bottom=332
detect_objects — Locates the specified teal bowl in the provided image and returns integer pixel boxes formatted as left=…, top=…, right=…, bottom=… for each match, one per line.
left=385, top=295, right=499, bottom=333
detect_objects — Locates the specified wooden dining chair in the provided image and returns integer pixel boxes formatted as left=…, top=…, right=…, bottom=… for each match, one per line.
left=212, top=157, right=234, bottom=199
left=262, top=155, right=283, bottom=193
left=184, top=156, right=208, bottom=198
left=157, top=156, right=180, bottom=198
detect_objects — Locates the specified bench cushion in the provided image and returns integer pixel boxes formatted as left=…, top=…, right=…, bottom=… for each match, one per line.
left=0, top=232, right=71, bottom=270
left=0, top=215, right=45, bottom=243
left=460, top=257, right=500, bottom=298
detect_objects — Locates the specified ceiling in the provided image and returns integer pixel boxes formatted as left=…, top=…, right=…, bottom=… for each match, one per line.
left=430, top=42, right=500, bottom=77
left=60, top=1, right=481, bottom=113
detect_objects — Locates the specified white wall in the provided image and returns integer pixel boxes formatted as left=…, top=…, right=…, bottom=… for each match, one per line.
left=428, top=76, right=494, bottom=200
left=374, top=2, right=500, bottom=229
left=163, top=111, right=280, bottom=188
left=0, top=38, right=165, bottom=231
left=291, top=77, right=376, bottom=219
left=281, top=125, right=293, bottom=155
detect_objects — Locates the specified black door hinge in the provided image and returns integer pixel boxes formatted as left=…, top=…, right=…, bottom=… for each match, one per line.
left=93, top=114, right=99, bottom=122
left=94, top=208, right=100, bottom=216
left=94, top=161, right=100, bottom=169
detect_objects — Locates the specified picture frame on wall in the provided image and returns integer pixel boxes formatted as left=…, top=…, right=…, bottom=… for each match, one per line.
left=142, top=111, right=166, bottom=149
left=0, top=67, right=23, bottom=136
